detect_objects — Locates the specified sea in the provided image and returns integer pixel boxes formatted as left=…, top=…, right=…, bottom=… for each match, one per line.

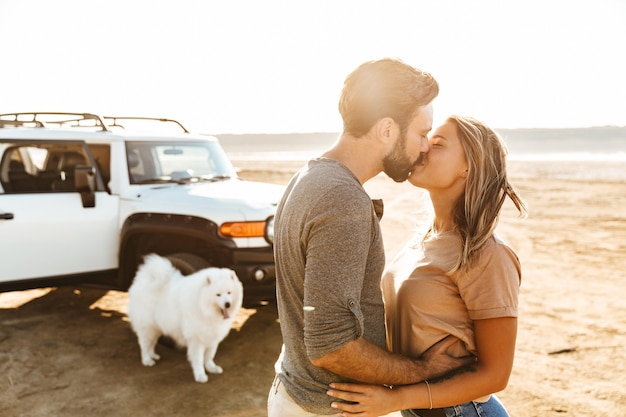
left=216, top=127, right=626, bottom=182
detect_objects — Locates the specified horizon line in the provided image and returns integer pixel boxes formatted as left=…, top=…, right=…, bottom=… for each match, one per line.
left=208, top=125, right=626, bottom=136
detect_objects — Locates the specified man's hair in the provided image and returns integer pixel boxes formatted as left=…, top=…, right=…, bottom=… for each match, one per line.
left=448, top=115, right=527, bottom=273
left=339, top=58, right=439, bottom=137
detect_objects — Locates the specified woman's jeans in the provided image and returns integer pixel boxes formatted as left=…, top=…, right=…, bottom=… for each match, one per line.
left=401, top=395, right=510, bottom=417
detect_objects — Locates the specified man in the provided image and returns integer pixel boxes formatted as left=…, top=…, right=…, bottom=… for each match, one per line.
left=268, top=58, right=467, bottom=416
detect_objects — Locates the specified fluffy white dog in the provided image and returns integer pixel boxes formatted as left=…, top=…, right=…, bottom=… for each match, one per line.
left=127, top=254, right=243, bottom=383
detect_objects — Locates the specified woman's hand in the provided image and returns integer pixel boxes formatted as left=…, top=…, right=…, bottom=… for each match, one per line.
left=327, top=382, right=398, bottom=417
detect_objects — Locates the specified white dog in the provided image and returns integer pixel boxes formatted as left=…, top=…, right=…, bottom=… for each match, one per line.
left=127, top=254, right=243, bottom=383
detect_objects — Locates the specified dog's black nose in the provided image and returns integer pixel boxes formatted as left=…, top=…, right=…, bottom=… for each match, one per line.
left=225, top=302, right=231, bottom=309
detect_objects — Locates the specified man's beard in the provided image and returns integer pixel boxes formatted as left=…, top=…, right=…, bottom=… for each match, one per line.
left=382, top=132, right=425, bottom=182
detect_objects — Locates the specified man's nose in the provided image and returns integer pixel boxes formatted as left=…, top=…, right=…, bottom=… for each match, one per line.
left=421, top=136, right=430, bottom=153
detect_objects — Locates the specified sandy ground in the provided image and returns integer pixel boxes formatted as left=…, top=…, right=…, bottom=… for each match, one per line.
left=1, top=160, right=625, bottom=416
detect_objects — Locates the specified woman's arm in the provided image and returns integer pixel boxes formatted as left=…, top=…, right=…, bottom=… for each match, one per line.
left=327, top=317, right=517, bottom=416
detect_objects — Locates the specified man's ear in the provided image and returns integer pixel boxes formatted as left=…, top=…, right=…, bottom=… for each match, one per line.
left=374, top=117, right=398, bottom=145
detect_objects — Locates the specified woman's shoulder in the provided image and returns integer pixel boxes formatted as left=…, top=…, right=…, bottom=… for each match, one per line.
left=474, top=235, right=522, bottom=278
left=480, top=234, right=517, bottom=255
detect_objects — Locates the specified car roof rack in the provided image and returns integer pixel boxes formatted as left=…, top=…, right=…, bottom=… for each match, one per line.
left=0, top=112, right=190, bottom=133
left=0, top=112, right=110, bottom=131
left=102, top=116, right=189, bottom=133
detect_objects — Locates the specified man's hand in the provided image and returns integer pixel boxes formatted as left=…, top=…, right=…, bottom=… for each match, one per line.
left=417, top=335, right=476, bottom=381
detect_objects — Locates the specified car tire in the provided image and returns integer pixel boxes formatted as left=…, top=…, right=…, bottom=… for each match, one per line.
left=166, top=252, right=211, bottom=275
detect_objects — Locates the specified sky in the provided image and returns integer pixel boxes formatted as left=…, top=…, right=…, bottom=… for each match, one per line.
left=0, top=0, right=624, bottom=134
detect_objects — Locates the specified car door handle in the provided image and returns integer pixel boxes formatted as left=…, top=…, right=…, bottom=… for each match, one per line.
left=0, top=212, right=14, bottom=220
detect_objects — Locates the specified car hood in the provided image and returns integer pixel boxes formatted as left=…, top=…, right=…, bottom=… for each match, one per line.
left=124, top=178, right=285, bottom=217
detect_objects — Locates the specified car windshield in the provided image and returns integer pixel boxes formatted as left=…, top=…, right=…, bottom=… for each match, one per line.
left=125, top=141, right=237, bottom=185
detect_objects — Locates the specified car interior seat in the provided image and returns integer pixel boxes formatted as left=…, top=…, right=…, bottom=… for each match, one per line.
left=51, top=151, right=88, bottom=191
left=7, top=160, right=35, bottom=192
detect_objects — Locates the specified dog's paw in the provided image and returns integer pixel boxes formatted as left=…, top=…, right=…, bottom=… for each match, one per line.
left=206, top=363, right=223, bottom=374
left=194, top=372, right=209, bottom=383
left=141, top=352, right=160, bottom=366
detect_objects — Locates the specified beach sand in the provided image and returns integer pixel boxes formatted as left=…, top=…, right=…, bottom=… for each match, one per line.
left=235, top=159, right=626, bottom=416
left=0, top=159, right=623, bottom=416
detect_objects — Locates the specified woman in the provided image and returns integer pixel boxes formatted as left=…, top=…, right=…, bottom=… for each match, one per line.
left=327, top=115, right=527, bottom=417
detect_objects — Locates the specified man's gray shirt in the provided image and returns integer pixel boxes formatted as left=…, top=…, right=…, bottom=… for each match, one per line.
left=273, top=158, right=386, bottom=414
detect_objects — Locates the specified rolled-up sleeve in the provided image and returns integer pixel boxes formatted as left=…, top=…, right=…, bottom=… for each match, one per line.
left=302, top=186, right=373, bottom=359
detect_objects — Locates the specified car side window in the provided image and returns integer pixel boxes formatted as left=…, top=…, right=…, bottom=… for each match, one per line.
left=1, top=144, right=45, bottom=193
left=0, top=142, right=91, bottom=194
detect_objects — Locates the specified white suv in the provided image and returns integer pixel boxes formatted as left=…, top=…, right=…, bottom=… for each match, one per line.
left=0, top=112, right=284, bottom=302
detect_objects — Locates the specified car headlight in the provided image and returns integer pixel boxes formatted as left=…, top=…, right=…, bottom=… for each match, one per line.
left=265, top=215, right=274, bottom=245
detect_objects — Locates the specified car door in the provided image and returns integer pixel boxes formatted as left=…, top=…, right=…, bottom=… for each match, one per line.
left=0, top=140, right=119, bottom=282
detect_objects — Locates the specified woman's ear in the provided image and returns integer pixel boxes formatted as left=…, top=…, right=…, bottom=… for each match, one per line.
left=461, top=170, right=468, bottom=178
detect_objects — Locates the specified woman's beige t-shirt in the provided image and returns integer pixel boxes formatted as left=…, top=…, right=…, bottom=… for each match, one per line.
left=381, top=231, right=521, bottom=359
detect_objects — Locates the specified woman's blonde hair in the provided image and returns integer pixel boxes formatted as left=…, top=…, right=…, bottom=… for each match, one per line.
left=448, top=115, right=527, bottom=273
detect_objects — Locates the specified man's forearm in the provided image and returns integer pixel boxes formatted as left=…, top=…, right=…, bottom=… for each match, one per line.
left=311, top=337, right=436, bottom=385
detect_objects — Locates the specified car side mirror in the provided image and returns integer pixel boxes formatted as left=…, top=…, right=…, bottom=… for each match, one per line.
left=75, top=165, right=96, bottom=208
